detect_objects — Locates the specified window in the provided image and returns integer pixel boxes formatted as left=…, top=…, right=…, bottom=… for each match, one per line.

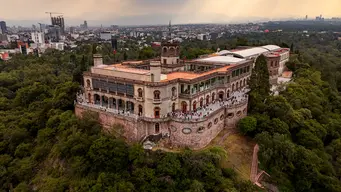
left=247, top=66, right=250, bottom=72
left=193, top=101, right=197, bottom=111
left=172, top=87, right=177, bottom=97
left=237, top=111, right=242, bottom=116
left=172, top=103, right=176, bottom=112
left=240, top=80, right=243, bottom=88
left=214, top=118, right=219, bottom=124
left=177, top=59, right=179, bottom=64
left=182, top=128, right=192, bottom=134
left=163, top=59, right=167, bottom=64
left=86, top=79, right=91, bottom=87
left=243, top=79, right=246, bottom=86
left=88, top=93, right=91, bottom=103
left=163, top=47, right=167, bottom=53
left=138, top=88, right=143, bottom=98
left=155, top=123, right=160, bottom=134
left=138, top=105, right=143, bottom=115
left=232, top=84, right=235, bottom=91
left=219, top=91, right=224, bottom=100
left=206, top=95, right=209, bottom=104
left=154, top=107, right=160, bottom=118
left=212, top=92, right=215, bottom=101
left=227, top=90, right=230, bottom=98
left=271, top=61, right=274, bottom=67
left=220, top=114, right=224, bottom=120
left=181, top=101, right=187, bottom=113
left=227, top=113, right=234, bottom=119
left=208, top=122, right=212, bottom=129
left=200, top=98, right=204, bottom=107
left=154, top=90, right=160, bottom=99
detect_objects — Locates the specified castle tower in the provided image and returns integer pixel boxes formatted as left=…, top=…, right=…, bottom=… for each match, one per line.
left=161, top=20, right=180, bottom=65
left=161, top=41, right=180, bottom=65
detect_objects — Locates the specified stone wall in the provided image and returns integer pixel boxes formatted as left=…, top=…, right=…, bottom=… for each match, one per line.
left=75, top=101, right=248, bottom=150
left=75, top=105, right=144, bottom=143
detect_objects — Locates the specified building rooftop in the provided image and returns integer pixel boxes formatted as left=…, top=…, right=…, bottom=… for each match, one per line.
left=94, top=63, right=151, bottom=75
left=232, top=47, right=269, bottom=58
left=162, top=64, right=236, bottom=82
left=261, top=45, right=281, bottom=51
left=196, top=56, right=246, bottom=64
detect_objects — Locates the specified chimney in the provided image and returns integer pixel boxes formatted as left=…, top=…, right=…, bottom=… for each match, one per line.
left=150, top=61, right=161, bottom=82
left=93, top=54, right=103, bottom=66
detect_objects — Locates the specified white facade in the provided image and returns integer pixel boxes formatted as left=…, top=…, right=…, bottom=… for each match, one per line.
left=50, top=42, right=64, bottom=51
left=100, top=32, right=112, bottom=41
left=31, top=32, right=45, bottom=44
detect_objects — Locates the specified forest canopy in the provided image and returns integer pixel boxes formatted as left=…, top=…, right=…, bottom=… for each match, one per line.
left=1, top=30, right=341, bottom=191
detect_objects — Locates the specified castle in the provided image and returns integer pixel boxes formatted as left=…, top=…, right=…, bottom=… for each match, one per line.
left=75, top=41, right=289, bottom=149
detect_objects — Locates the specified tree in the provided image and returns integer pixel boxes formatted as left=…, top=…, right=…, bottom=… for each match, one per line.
left=248, top=54, right=270, bottom=113
left=237, top=116, right=257, bottom=135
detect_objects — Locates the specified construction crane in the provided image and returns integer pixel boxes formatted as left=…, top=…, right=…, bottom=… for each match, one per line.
left=45, top=12, right=63, bottom=18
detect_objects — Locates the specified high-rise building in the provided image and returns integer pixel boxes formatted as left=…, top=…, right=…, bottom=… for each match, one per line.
left=51, top=16, right=65, bottom=34
left=47, top=25, right=61, bottom=42
left=0, top=21, right=7, bottom=34
left=31, top=32, right=45, bottom=44
left=84, top=21, right=88, bottom=29
left=111, top=37, right=118, bottom=50
left=70, top=27, right=75, bottom=34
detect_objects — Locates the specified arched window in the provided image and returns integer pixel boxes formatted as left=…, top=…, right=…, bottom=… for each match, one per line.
left=138, top=88, right=143, bottom=98
left=240, top=80, right=243, bottom=88
left=154, top=90, right=160, bottom=99
left=212, top=92, right=215, bottom=101
left=138, top=105, right=143, bottom=115
left=163, top=47, right=167, bottom=53
left=227, top=90, right=230, bottom=98
left=219, top=91, right=224, bottom=100
left=236, top=82, right=239, bottom=90
left=232, top=84, right=235, bottom=91
left=94, top=94, right=100, bottom=105
left=86, top=79, right=91, bottom=87
left=206, top=95, right=209, bottom=105
left=154, top=107, right=160, bottom=118
left=181, top=101, right=187, bottom=113
left=193, top=101, right=197, bottom=111
left=88, top=93, right=91, bottom=103
left=172, top=87, right=177, bottom=97
left=172, top=103, right=176, bottom=112
left=155, top=123, right=160, bottom=134
left=200, top=98, right=204, bottom=107
left=243, top=79, right=246, bottom=86
left=169, top=47, right=175, bottom=55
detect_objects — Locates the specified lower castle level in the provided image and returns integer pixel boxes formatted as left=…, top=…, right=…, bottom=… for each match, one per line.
left=75, top=96, right=247, bottom=150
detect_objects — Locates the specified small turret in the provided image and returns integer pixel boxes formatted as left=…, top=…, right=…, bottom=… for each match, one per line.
left=150, top=61, right=161, bottom=82
left=93, top=54, right=103, bottom=66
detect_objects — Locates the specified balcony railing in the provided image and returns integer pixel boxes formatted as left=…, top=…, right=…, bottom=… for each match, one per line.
left=153, top=98, right=162, bottom=104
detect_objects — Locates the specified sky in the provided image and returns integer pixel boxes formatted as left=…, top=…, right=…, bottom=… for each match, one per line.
left=1, top=0, right=341, bottom=26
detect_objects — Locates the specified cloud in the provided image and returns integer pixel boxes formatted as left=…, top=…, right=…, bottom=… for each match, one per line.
left=1, top=0, right=340, bottom=25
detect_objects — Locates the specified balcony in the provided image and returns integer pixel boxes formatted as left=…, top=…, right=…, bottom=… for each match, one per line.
left=135, top=96, right=144, bottom=102
left=153, top=98, right=162, bottom=104
left=171, top=95, right=177, bottom=101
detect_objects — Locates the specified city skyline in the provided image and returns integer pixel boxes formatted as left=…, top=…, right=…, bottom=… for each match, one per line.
left=1, top=0, right=341, bottom=26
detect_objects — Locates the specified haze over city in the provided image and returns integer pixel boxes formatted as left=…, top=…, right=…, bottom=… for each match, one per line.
left=1, top=0, right=341, bottom=26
